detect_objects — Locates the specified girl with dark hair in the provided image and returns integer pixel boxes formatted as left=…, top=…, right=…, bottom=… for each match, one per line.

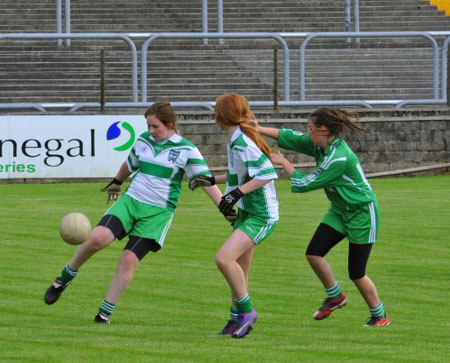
left=254, top=107, right=389, bottom=327
left=44, top=102, right=223, bottom=324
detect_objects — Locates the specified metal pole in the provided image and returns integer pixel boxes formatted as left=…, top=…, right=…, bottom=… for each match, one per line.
left=443, top=37, right=450, bottom=101
left=202, top=0, right=208, bottom=45
left=299, top=31, right=439, bottom=101
left=65, top=0, right=71, bottom=47
left=218, top=0, right=224, bottom=45
left=447, top=45, right=450, bottom=107
left=100, top=49, right=105, bottom=111
left=56, top=0, right=62, bottom=46
left=345, top=0, right=351, bottom=43
left=273, top=47, right=278, bottom=110
left=354, top=0, right=360, bottom=43
left=0, top=32, right=139, bottom=102
left=141, top=33, right=291, bottom=102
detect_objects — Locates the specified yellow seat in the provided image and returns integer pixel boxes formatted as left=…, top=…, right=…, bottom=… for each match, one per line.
left=427, top=0, right=450, bottom=16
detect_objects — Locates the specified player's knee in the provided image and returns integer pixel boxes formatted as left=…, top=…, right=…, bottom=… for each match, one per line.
left=88, top=227, right=112, bottom=250
left=349, top=268, right=365, bottom=281
left=348, top=243, right=371, bottom=281
left=215, top=253, right=230, bottom=270
left=306, top=254, right=322, bottom=266
left=118, top=251, right=139, bottom=273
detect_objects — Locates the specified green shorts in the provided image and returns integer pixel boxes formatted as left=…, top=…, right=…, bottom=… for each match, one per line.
left=233, top=209, right=277, bottom=245
left=322, top=201, right=379, bottom=244
left=104, top=194, right=174, bottom=247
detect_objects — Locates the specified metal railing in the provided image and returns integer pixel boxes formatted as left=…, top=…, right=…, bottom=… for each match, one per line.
left=2, top=31, right=450, bottom=111
left=140, top=32, right=290, bottom=102
left=0, top=33, right=139, bottom=103
left=56, top=1, right=360, bottom=48
left=202, top=0, right=225, bottom=45
left=298, top=31, right=440, bottom=101
left=57, top=0, right=227, bottom=47
left=345, top=0, right=360, bottom=43
left=56, top=0, right=71, bottom=46
left=441, top=36, right=450, bottom=100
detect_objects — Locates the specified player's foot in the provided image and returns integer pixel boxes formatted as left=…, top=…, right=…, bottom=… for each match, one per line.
left=365, top=314, right=390, bottom=326
left=232, top=309, right=257, bottom=339
left=94, top=312, right=111, bottom=324
left=313, top=293, right=347, bottom=320
left=218, top=319, right=239, bottom=335
left=44, top=277, right=70, bottom=305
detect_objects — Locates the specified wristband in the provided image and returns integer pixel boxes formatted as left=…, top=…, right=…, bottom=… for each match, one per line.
left=113, top=178, right=123, bottom=185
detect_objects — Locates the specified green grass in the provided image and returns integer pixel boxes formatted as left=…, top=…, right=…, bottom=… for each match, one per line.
left=1, top=176, right=449, bottom=362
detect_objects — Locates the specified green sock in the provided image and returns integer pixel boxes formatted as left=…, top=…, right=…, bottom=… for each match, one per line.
left=325, top=282, right=341, bottom=300
left=59, top=264, right=77, bottom=283
left=99, top=300, right=115, bottom=316
left=234, top=295, right=251, bottom=313
left=229, top=307, right=238, bottom=321
left=370, top=302, right=385, bottom=318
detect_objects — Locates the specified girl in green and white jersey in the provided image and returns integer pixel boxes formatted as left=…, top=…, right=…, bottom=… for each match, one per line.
left=190, top=93, right=279, bottom=338
left=255, top=108, right=389, bottom=327
left=44, top=102, right=223, bottom=324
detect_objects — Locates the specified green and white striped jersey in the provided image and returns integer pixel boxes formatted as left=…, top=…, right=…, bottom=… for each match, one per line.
left=225, top=128, right=279, bottom=221
left=278, top=129, right=376, bottom=210
left=125, top=132, right=211, bottom=210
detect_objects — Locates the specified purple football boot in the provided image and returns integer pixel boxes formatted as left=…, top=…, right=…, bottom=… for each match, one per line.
left=232, top=309, right=257, bottom=338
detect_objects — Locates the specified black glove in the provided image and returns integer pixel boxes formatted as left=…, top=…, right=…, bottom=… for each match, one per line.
left=218, top=188, right=243, bottom=215
left=188, top=175, right=216, bottom=191
left=222, top=208, right=238, bottom=226
left=101, top=178, right=123, bottom=203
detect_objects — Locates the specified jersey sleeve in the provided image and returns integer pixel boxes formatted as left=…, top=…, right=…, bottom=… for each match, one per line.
left=291, top=154, right=347, bottom=192
left=126, top=133, right=148, bottom=173
left=238, top=143, right=278, bottom=181
left=185, top=146, right=212, bottom=179
left=278, top=129, right=316, bottom=157
left=125, top=145, right=139, bottom=172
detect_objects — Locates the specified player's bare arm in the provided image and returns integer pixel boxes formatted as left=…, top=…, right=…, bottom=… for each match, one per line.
left=249, top=112, right=279, bottom=140
left=270, top=151, right=295, bottom=177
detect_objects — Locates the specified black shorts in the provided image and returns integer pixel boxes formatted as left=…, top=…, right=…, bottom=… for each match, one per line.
left=305, top=223, right=373, bottom=280
left=97, top=215, right=161, bottom=260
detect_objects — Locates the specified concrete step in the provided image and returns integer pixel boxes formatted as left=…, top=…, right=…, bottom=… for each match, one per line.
left=0, top=0, right=446, bottom=106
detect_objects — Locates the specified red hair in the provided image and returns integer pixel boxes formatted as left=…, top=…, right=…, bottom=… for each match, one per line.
left=215, top=93, right=271, bottom=158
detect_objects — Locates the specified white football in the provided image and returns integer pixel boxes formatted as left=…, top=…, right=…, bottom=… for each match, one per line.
left=59, top=213, right=92, bottom=245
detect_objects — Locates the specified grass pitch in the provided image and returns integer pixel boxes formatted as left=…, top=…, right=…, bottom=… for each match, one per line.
left=0, top=176, right=449, bottom=362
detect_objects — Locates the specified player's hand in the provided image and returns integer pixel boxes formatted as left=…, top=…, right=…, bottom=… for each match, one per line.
left=218, top=188, right=243, bottom=215
left=101, top=178, right=122, bottom=203
left=221, top=209, right=238, bottom=226
left=188, top=175, right=216, bottom=191
left=269, top=150, right=287, bottom=165
left=249, top=112, right=259, bottom=128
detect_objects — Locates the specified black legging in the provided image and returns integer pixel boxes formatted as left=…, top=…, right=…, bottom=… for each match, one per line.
left=305, top=223, right=373, bottom=280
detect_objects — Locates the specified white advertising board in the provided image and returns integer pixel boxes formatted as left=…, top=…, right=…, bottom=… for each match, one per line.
left=0, top=115, right=148, bottom=179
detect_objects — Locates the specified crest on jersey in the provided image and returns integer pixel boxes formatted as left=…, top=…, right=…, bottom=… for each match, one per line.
left=168, top=149, right=180, bottom=162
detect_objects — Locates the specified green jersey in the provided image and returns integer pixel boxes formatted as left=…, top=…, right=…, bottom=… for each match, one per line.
left=226, top=128, right=279, bottom=221
left=278, top=129, right=376, bottom=210
left=125, top=132, right=211, bottom=210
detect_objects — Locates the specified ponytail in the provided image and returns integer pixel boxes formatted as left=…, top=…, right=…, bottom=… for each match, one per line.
left=215, top=93, right=272, bottom=159
left=239, top=122, right=271, bottom=159
left=310, top=108, right=364, bottom=137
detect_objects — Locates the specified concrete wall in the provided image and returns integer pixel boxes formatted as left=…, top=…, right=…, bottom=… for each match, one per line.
left=176, top=109, right=450, bottom=177
left=2, top=108, right=448, bottom=184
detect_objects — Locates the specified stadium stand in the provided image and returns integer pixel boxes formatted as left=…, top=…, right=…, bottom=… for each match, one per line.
left=1, top=0, right=450, bottom=106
